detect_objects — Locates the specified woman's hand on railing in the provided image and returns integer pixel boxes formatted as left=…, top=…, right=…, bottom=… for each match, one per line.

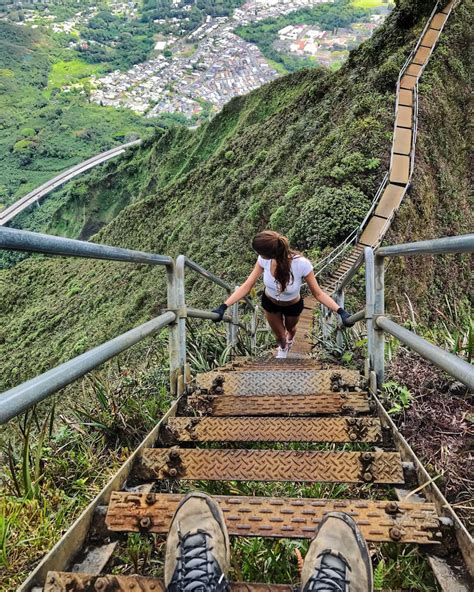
left=338, top=307, right=355, bottom=328
left=211, top=303, right=228, bottom=322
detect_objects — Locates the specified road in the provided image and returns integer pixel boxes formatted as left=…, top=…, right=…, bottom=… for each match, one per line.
left=0, top=139, right=141, bottom=226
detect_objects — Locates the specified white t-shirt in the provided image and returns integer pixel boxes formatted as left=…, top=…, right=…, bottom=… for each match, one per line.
left=257, top=255, right=313, bottom=302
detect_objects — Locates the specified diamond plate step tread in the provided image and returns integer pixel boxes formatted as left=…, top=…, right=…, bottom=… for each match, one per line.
left=44, top=573, right=292, bottom=591
left=196, top=369, right=363, bottom=395
left=223, top=357, right=324, bottom=369
left=106, top=493, right=441, bottom=544
left=186, top=392, right=372, bottom=416
left=163, top=417, right=382, bottom=443
left=138, top=449, right=405, bottom=484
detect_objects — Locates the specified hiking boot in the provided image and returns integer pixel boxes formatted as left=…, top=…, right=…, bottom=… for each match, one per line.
left=164, top=492, right=231, bottom=592
left=301, top=512, right=373, bottom=592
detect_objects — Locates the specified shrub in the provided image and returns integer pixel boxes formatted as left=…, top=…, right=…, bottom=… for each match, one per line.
left=19, top=127, right=36, bottom=137
left=269, top=206, right=287, bottom=232
left=246, top=199, right=264, bottom=223
left=291, top=184, right=369, bottom=249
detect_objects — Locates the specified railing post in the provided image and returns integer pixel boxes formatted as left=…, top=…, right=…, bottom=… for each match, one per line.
left=251, top=304, right=258, bottom=353
left=230, top=285, right=240, bottom=353
left=320, top=304, right=332, bottom=340
left=364, top=248, right=375, bottom=379
left=334, top=290, right=344, bottom=349
left=175, top=256, right=187, bottom=394
left=166, top=261, right=180, bottom=396
left=373, top=253, right=385, bottom=389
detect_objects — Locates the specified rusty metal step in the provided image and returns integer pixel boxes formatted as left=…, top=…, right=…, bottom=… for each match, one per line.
left=162, top=417, right=382, bottom=444
left=45, top=573, right=292, bottom=591
left=227, top=362, right=325, bottom=371
left=106, top=493, right=441, bottom=544
left=137, top=449, right=405, bottom=484
left=196, top=369, right=363, bottom=395
left=186, top=392, right=372, bottom=416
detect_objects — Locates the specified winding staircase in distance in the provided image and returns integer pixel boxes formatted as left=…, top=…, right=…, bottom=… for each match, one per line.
left=315, top=0, right=458, bottom=295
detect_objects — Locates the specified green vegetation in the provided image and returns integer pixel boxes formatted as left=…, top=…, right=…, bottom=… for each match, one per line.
left=46, top=58, right=105, bottom=93
left=352, top=0, right=390, bottom=8
left=235, top=0, right=373, bottom=72
left=0, top=22, right=159, bottom=209
left=78, top=9, right=158, bottom=70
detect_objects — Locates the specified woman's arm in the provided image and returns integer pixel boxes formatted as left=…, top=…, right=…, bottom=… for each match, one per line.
left=224, top=262, right=263, bottom=307
left=304, top=271, right=340, bottom=312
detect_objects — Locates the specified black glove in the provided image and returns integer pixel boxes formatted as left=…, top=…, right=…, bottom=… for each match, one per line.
left=211, top=303, right=228, bottom=322
left=338, top=307, right=355, bottom=328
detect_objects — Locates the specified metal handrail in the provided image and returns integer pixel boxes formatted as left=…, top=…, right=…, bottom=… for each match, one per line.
left=376, top=234, right=474, bottom=257
left=0, top=227, right=173, bottom=267
left=375, top=316, right=474, bottom=390
left=0, top=229, right=258, bottom=422
left=0, top=311, right=176, bottom=425
left=182, top=255, right=254, bottom=310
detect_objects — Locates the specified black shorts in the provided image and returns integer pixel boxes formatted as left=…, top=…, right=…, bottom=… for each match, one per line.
left=261, top=291, right=304, bottom=316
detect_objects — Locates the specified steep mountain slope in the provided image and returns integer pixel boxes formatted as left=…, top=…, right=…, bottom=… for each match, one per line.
left=1, top=0, right=471, bottom=390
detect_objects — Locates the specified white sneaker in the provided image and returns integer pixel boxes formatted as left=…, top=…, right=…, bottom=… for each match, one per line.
left=276, top=345, right=289, bottom=358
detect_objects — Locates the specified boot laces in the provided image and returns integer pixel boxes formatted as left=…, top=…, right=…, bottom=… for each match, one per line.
left=171, top=528, right=228, bottom=592
left=305, top=550, right=350, bottom=592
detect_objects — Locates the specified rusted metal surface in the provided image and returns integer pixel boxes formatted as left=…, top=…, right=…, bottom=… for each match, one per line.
left=195, top=369, right=363, bottom=395
left=106, top=493, right=441, bottom=544
left=392, top=128, right=412, bottom=156
left=395, top=105, right=413, bottom=128
left=186, top=392, right=372, bottom=416
left=44, top=573, right=293, bottom=592
left=138, top=448, right=404, bottom=484
left=430, top=12, right=449, bottom=30
left=374, top=184, right=406, bottom=219
left=220, top=358, right=324, bottom=371
left=17, top=403, right=180, bottom=592
left=398, top=88, right=414, bottom=107
left=163, top=417, right=382, bottom=443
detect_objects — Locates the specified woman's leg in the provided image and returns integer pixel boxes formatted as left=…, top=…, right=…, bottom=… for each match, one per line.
left=264, top=310, right=287, bottom=348
left=283, top=314, right=300, bottom=341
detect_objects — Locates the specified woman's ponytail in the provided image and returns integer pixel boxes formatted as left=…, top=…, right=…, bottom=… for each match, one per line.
left=274, top=235, right=293, bottom=292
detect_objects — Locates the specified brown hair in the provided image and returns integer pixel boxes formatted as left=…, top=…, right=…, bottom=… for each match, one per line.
left=252, top=230, right=299, bottom=292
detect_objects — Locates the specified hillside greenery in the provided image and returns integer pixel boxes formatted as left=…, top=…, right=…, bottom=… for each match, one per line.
left=0, top=21, right=160, bottom=210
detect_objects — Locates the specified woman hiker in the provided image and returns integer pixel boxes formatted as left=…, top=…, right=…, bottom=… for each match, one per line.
left=212, top=230, right=354, bottom=358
